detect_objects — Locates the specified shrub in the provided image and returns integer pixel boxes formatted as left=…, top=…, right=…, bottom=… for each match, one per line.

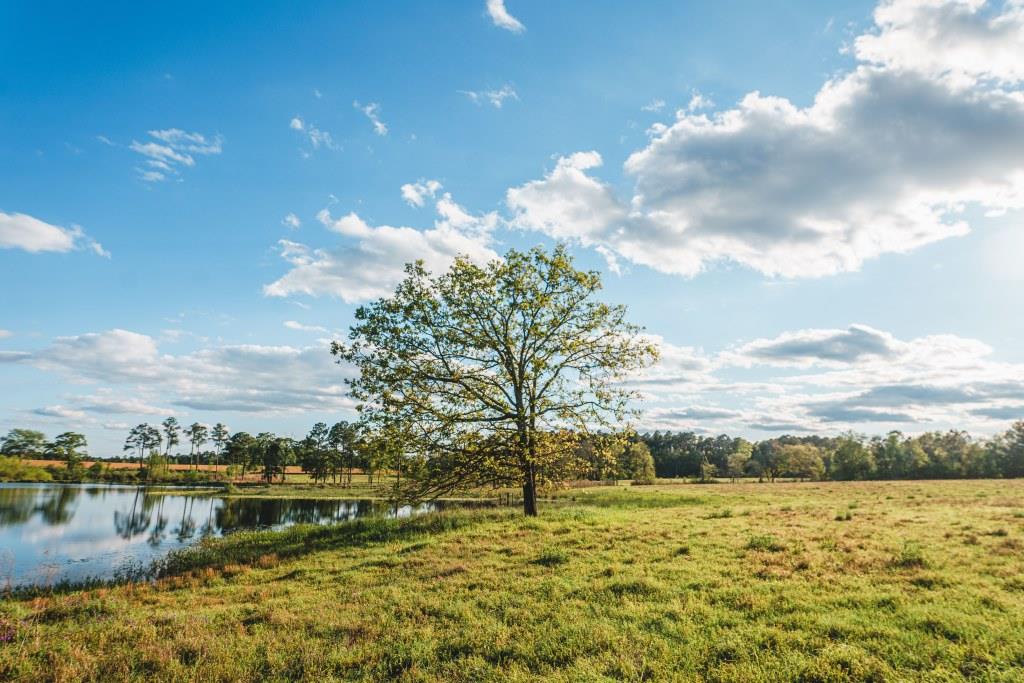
left=745, top=535, right=786, bottom=552
left=0, top=456, right=52, bottom=482
left=533, top=547, right=568, bottom=567
left=891, top=542, right=928, bottom=569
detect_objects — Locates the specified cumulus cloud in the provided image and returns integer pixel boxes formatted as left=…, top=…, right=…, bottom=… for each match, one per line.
left=508, top=0, right=1024, bottom=279
left=282, top=213, right=301, bottom=230
left=459, top=84, right=519, bottom=108
left=9, top=329, right=357, bottom=416
left=854, top=0, right=1024, bottom=85
left=130, top=128, right=222, bottom=182
left=0, top=211, right=108, bottom=257
left=289, top=116, right=339, bottom=152
left=353, top=101, right=388, bottom=136
left=264, top=192, right=499, bottom=303
left=622, top=321, right=1024, bottom=435
left=400, top=179, right=442, bottom=207
left=486, top=0, right=525, bottom=32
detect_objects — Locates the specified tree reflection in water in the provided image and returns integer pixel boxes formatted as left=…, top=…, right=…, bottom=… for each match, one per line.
left=0, top=483, right=455, bottom=586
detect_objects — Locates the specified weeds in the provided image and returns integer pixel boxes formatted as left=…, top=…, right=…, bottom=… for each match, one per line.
left=1, top=480, right=1021, bottom=682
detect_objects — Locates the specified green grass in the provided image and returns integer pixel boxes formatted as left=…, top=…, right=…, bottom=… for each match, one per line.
left=2, top=480, right=1024, bottom=681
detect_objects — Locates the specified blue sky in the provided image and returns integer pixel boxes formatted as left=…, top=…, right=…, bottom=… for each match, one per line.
left=2, top=0, right=1024, bottom=455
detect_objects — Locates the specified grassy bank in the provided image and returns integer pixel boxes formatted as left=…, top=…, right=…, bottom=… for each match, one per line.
left=2, top=480, right=1023, bottom=681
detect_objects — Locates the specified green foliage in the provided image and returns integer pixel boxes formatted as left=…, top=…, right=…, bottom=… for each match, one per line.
left=336, top=245, right=657, bottom=514
left=619, top=440, right=656, bottom=483
left=161, top=417, right=181, bottom=456
left=777, top=443, right=825, bottom=481
left=533, top=547, right=569, bottom=567
left=44, top=432, right=88, bottom=462
left=745, top=534, right=786, bottom=552
left=891, top=542, right=929, bottom=569
left=0, top=428, right=47, bottom=458
left=831, top=433, right=875, bottom=480
left=0, top=456, right=53, bottom=482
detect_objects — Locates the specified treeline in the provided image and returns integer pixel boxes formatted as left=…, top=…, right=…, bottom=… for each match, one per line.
left=641, top=421, right=1024, bottom=481
left=6, top=419, right=1024, bottom=486
left=118, top=419, right=401, bottom=485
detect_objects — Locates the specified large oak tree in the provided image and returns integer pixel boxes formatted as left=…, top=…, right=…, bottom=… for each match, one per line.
left=334, top=245, right=657, bottom=515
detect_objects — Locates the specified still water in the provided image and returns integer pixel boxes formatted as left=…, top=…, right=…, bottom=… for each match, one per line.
left=0, top=483, right=445, bottom=587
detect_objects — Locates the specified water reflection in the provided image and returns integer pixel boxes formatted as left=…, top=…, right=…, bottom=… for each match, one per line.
left=0, top=483, right=446, bottom=587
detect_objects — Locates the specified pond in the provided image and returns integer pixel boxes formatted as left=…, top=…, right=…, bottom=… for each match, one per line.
left=0, top=482, right=449, bottom=587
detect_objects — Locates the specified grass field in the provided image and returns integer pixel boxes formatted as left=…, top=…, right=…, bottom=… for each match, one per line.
left=2, top=480, right=1023, bottom=682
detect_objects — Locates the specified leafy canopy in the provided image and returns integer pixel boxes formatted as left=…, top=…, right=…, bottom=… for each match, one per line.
left=334, top=245, right=657, bottom=513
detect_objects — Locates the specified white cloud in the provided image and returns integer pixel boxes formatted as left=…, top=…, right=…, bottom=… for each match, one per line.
left=289, top=116, right=339, bottom=151
left=283, top=320, right=328, bottom=333
left=507, top=0, right=1024, bottom=279
left=8, top=322, right=1024, bottom=436
left=459, top=84, right=519, bottom=108
left=282, top=213, right=301, bottom=230
left=616, top=321, right=1024, bottom=435
left=264, top=192, right=499, bottom=303
left=353, top=101, right=388, bottom=136
left=0, top=330, right=11, bottom=339
left=641, top=99, right=666, bottom=112
left=0, top=211, right=108, bottom=257
left=33, top=405, right=87, bottom=420
left=130, top=128, right=222, bottom=182
left=486, top=0, right=525, bottom=33
left=400, top=179, right=442, bottom=207
left=76, top=392, right=170, bottom=416
left=725, top=324, right=902, bottom=367
left=685, top=91, right=713, bottom=112
left=11, top=329, right=357, bottom=416
left=854, top=0, right=1024, bottom=85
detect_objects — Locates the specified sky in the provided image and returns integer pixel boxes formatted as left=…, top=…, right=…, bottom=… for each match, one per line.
left=2, top=0, right=1024, bottom=456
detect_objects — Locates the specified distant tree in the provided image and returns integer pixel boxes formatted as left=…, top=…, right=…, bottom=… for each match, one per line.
left=224, top=432, right=256, bottom=477
left=211, top=423, right=230, bottom=466
left=335, top=245, right=657, bottom=515
left=161, top=417, right=181, bottom=457
left=872, top=431, right=905, bottom=479
left=778, top=444, right=824, bottom=481
left=46, top=432, right=88, bottom=467
left=752, top=440, right=784, bottom=482
left=186, top=423, right=209, bottom=470
left=299, top=423, right=331, bottom=483
left=726, top=452, right=748, bottom=483
left=356, top=423, right=411, bottom=490
left=249, top=433, right=275, bottom=478
left=262, top=438, right=293, bottom=482
left=726, top=439, right=753, bottom=482
left=124, top=424, right=158, bottom=468
left=124, top=425, right=146, bottom=465
left=622, top=441, right=656, bottom=484
left=994, top=421, right=1024, bottom=478
left=328, top=421, right=360, bottom=486
left=830, top=434, right=874, bottom=480
left=699, top=458, right=718, bottom=482
left=1, top=429, right=48, bottom=458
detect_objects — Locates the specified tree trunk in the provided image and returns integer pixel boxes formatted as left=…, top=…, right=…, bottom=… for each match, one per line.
left=522, top=463, right=538, bottom=516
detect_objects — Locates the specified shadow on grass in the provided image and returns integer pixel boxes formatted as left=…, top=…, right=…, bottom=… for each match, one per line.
left=152, top=508, right=515, bottom=579
left=3, top=508, right=515, bottom=599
